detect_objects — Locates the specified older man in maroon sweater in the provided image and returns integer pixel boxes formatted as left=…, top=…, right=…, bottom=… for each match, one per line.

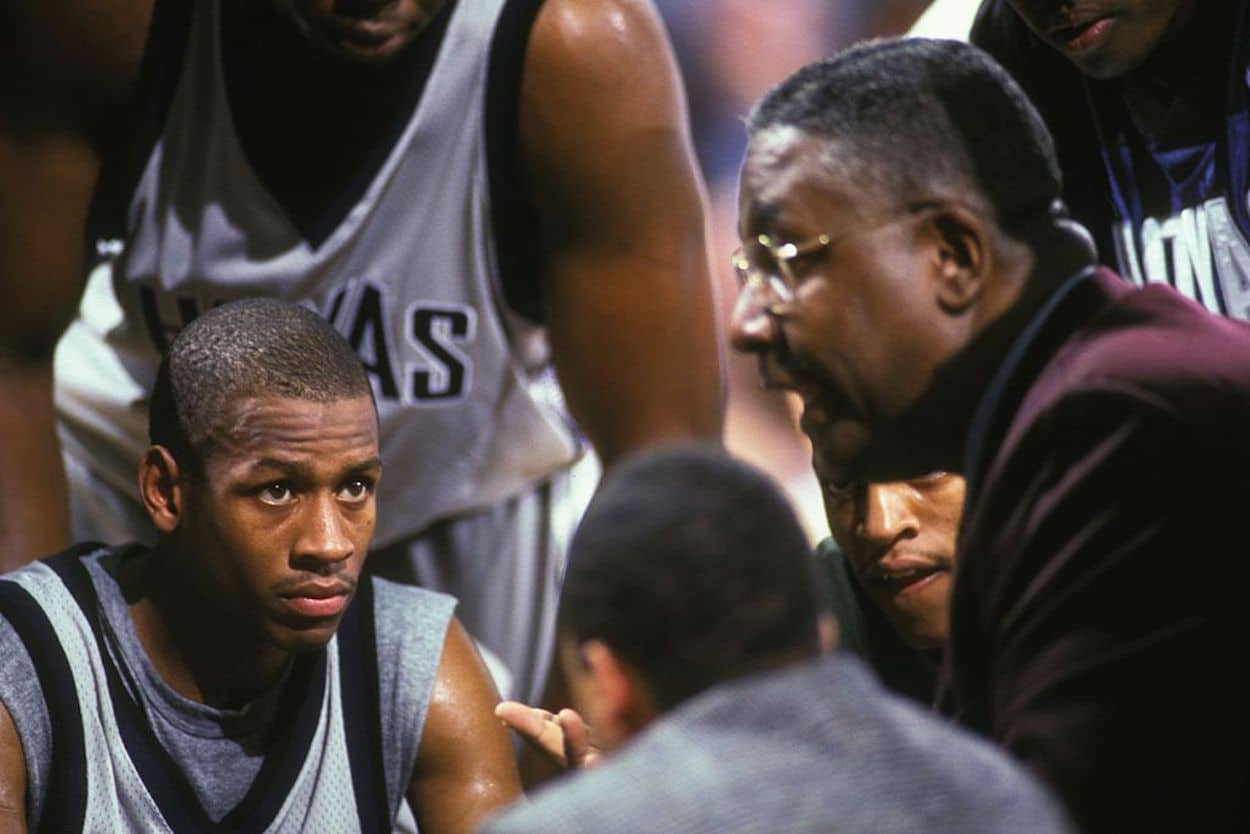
left=730, top=38, right=1250, bottom=833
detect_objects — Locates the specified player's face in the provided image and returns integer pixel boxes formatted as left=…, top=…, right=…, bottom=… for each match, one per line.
left=730, top=127, right=955, bottom=489
left=1006, top=0, right=1195, bottom=78
left=270, top=0, right=439, bottom=62
left=823, top=474, right=964, bottom=649
left=182, top=396, right=381, bottom=655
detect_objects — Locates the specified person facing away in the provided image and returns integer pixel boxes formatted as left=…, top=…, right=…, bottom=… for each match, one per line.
left=0, top=0, right=723, bottom=707
left=482, top=444, right=1072, bottom=834
left=730, top=36, right=1250, bottom=833
left=971, top=0, right=1250, bottom=322
left=0, top=299, right=519, bottom=833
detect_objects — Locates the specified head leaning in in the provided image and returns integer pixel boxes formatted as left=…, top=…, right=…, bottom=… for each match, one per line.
left=732, top=38, right=1093, bottom=489
left=745, top=37, right=1063, bottom=239
left=556, top=443, right=832, bottom=750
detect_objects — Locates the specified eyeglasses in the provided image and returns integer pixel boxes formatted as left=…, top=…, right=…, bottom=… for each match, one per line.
left=730, top=205, right=940, bottom=306
left=730, top=233, right=831, bottom=306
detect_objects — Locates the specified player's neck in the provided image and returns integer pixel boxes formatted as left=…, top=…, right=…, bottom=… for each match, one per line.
left=125, top=547, right=292, bottom=709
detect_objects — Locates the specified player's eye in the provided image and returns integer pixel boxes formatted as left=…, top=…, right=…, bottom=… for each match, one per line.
left=337, top=477, right=375, bottom=504
left=258, top=482, right=295, bottom=506
left=823, top=478, right=861, bottom=504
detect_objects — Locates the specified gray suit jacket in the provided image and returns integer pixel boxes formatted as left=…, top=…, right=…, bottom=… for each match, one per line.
left=482, top=655, right=1071, bottom=833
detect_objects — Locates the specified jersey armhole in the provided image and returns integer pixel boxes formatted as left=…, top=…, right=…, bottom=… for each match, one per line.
left=0, top=580, right=88, bottom=834
left=84, top=0, right=194, bottom=266
left=485, top=0, right=548, bottom=324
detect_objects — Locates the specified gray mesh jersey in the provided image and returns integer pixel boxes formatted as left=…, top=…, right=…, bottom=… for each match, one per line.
left=0, top=544, right=455, bottom=832
left=54, top=0, right=579, bottom=548
left=482, top=655, right=1074, bottom=834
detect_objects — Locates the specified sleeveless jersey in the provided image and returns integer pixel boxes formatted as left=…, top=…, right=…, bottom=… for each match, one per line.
left=54, top=0, right=579, bottom=548
left=0, top=545, right=439, bottom=832
left=973, top=0, right=1250, bottom=321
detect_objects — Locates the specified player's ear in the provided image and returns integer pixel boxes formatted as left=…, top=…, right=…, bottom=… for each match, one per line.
left=922, top=202, right=988, bottom=314
left=817, top=611, right=839, bottom=655
left=581, top=640, right=656, bottom=738
left=139, top=445, right=187, bottom=533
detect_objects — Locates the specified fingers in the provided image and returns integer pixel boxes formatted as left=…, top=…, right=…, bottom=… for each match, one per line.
left=495, top=701, right=568, bottom=768
left=556, top=708, right=602, bottom=769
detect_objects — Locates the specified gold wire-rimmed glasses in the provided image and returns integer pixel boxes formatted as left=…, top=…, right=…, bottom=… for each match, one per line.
left=730, top=204, right=943, bottom=306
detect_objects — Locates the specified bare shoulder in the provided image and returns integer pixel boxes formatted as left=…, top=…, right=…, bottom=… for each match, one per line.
left=518, top=0, right=697, bottom=224
left=409, top=618, right=519, bottom=832
left=526, top=0, right=674, bottom=70
left=522, top=0, right=686, bottom=132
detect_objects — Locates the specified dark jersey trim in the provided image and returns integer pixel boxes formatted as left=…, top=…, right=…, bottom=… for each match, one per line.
left=0, top=575, right=91, bottom=834
left=335, top=575, right=392, bottom=831
left=84, top=0, right=194, bottom=265
left=485, top=0, right=548, bottom=323
left=42, top=546, right=329, bottom=833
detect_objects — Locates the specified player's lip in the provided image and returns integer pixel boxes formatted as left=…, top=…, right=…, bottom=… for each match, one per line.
left=332, top=0, right=396, bottom=19
left=863, top=559, right=948, bottom=595
left=281, top=580, right=353, bottom=600
left=280, top=581, right=354, bottom=618
left=1046, top=15, right=1116, bottom=52
left=327, top=16, right=405, bottom=50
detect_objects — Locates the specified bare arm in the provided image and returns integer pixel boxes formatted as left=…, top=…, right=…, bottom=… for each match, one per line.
left=0, top=701, right=27, bottom=834
left=408, top=618, right=522, bottom=834
left=0, top=1, right=149, bottom=569
left=521, top=0, right=724, bottom=466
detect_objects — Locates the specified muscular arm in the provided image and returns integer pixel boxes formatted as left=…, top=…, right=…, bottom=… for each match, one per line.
left=0, top=701, right=27, bottom=834
left=0, top=1, right=149, bottom=569
left=408, top=618, right=521, bottom=834
left=521, top=0, right=724, bottom=466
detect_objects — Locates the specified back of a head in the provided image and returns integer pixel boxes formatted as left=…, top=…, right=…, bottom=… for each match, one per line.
left=149, top=298, right=372, bottom=468
left=561, top=444, right=825, bottom=710
left=748, top=37, right=1062, bottom=234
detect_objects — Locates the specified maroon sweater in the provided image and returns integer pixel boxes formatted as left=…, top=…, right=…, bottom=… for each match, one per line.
left=944, top=267, right=1250, bottom=833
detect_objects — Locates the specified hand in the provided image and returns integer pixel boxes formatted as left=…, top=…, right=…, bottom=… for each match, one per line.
left=495, top=702, right=602, bottom=771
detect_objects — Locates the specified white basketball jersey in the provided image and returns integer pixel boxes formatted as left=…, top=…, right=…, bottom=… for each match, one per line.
left=55, top=0, right=579, bottom=547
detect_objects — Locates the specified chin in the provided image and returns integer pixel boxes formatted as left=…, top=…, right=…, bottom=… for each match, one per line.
left=271, top=623, right=340, bottom=655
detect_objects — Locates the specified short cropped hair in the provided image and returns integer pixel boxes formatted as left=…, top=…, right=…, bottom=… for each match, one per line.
left=149, top=298, right=372, bottom=470
left=561, top=444, right=826, bottom=710
left=748, top=38, right=1061, bottom=233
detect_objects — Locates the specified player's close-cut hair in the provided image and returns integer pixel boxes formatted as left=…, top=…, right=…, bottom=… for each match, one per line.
left=748, top=38, right=1062, bottom=234
left=561, top=443, right=827, bottom=710
left=149, top=298, right=372, bottom=471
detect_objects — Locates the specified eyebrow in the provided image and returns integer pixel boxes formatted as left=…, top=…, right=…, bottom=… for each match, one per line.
left=246, top=456, right=383, bottom=478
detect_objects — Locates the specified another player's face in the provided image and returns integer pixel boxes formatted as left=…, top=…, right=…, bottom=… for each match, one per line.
left=1006, top=0, right=1195, bottom=78
left=270, top=0, right=438, bottom=62
left=182, top=396, right=381, bottom=655
left=731, top=127, right=954, bottom=489
left=823, top=474, right=964, bottom=649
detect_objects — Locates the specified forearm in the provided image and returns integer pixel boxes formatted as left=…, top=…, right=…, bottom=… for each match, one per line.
left=0, top=364, right=69, bottom=571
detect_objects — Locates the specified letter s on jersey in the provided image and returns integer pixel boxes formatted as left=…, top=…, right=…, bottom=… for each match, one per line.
left=407, top=303, right=477, bottom=404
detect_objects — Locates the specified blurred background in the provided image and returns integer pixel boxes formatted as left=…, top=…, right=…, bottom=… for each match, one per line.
left=656, top=0, right=947, bottom=542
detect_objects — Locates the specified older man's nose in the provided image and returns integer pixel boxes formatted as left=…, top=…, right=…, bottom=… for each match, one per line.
left=729, top=282, right=778, bottom=354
